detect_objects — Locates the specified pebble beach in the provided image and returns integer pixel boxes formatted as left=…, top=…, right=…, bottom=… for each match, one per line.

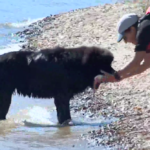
left=15, top=2, right=150, bottom=149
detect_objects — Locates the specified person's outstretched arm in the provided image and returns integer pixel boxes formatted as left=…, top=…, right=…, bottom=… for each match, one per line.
left=94, top=51, right=150, bottom=88
left=119, top=51, right=150, bottom=79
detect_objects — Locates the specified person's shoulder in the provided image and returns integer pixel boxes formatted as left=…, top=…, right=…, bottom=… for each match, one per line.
left=135, top=11, right=150, bottom=52
left=135, top=18, right=150, bottom=53
left=137, top=18, right=150, bottom=39
left=138, top=13, right=150, bottom=31
left=139, top=19, right=150, bottom=28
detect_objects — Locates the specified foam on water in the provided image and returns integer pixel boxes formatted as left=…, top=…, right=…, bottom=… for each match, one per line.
left=0, top=18, right=44, bottom=28
left=0, top=42, right=25, bottom=55
left=26, top=106, right=55, bottom=124
left=23, top=105, right=119, bottom=127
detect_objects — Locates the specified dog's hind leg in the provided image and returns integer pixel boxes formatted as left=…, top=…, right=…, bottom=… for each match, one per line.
left=54, top=95, right=71, bottom=124
left=0, top=92, right=12, bottom=120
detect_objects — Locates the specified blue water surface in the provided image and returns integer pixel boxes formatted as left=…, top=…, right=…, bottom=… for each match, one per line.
left=0, top=0, right=117, bottom=46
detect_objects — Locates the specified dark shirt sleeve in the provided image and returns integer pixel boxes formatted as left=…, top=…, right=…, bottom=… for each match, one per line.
left=135, top=20, right=150, bottom=53
left=135, top=44, right=147, bottom=52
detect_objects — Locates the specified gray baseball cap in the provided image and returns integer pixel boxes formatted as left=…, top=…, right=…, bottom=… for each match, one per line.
left=117, top=13, right=139, bottom=42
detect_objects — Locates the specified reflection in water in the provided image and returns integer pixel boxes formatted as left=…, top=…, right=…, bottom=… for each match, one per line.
left=0, top=119, right=18, bottom=136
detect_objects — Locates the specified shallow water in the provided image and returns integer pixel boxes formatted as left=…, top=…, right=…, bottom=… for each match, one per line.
left=0, top=93, right=114, bottom=150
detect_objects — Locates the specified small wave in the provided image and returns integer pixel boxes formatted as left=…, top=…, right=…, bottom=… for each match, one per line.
left=0, top=42, right=26, bottom=55
left=0, top=17, right=44, bottom=28
left=27, top=106, right=53, bottom=122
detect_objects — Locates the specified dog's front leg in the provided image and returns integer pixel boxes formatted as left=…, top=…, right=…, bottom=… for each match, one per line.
left=54, top=96, right=71, bottom=124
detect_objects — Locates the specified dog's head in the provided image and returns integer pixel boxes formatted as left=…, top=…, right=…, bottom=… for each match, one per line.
left=82, top=46, right=114, bottom=73
left=82, top=46, right=121, bottom=90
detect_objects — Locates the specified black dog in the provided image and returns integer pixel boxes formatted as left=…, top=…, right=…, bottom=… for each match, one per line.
left=0, top=46, right=120, bottom=124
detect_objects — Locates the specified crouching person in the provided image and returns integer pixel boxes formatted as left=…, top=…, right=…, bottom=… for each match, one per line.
left=94, top=10, right=150, bottom=88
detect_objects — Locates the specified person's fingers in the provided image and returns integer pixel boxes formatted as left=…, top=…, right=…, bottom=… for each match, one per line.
left=93, top=81, right=101, bottom=91
left=101, top=70, right=112, bottom=76
left=94, top=75, right=103, bottom=82
left=94, top=75, right=103, bottom=90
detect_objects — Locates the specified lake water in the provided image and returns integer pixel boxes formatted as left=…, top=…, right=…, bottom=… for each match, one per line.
left=0, top=0, right=118, bottom=150
left=0, top=0, right=117, bottom=47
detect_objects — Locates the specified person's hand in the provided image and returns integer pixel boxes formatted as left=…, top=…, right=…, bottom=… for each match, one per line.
left=93, top=73, right=118, bottom=91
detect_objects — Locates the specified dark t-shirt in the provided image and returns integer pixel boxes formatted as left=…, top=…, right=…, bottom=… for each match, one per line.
left=135, top=14, right=150, bottom=53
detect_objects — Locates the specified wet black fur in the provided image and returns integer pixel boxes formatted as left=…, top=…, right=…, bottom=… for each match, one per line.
left=0, top=46, right=119, bottom=124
